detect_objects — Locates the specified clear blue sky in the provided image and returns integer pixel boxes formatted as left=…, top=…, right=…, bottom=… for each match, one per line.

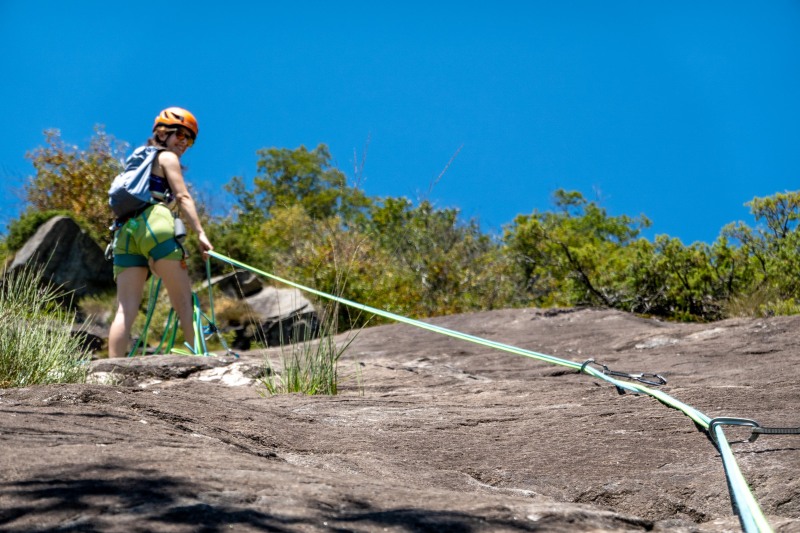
left=1, top=1, right=799, bottom=245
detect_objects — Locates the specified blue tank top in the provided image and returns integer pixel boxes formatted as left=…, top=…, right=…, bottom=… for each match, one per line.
left=149, top=174, right=172, bottom=203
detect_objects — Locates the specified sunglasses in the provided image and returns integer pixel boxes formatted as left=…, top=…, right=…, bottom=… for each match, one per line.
left=170, top=128, right=195, bottom=147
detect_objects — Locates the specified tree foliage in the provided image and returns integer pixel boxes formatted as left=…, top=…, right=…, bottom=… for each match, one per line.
left=24, top=127, right=127, bottom=242
left=365, top=198, right=520, bottom=316
left=11, top=126, right=800, bottom=328
left=229, top=144, right=371, bottom=224
left=720, top=191, right=800, bottom=315
left=504, top=190, right=650, bottom=308
left=501, top=189, right=792, bottom=321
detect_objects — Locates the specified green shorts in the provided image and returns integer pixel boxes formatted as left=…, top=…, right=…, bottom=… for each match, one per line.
left=113, top=204, right=184, bottom=278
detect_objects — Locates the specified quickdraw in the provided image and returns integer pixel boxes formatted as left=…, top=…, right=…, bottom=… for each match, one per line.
left=580, top=358, right=667, bottom=387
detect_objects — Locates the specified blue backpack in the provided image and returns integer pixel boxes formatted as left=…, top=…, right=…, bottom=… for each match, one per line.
left=108, top=146, right=162, bottom=218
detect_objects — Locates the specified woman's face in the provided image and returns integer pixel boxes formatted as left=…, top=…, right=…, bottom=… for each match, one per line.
left=161, top=127, right=194, bottom=156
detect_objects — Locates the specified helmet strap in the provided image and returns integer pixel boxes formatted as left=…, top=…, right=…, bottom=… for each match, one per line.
left=154, top=128, right=174, bottom=147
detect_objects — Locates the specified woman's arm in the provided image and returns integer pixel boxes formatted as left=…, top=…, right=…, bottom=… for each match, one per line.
left=158, top=151, right=214, bottom=256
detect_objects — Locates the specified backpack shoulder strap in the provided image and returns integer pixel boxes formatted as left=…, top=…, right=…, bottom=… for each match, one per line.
left=123, top=145, right=161, bottom=171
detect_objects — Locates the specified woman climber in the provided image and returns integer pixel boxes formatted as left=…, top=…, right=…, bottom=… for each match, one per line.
left=108, top=107, right=213, bottom=357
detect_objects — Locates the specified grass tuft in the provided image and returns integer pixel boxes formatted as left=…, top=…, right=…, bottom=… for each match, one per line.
left=260, top=303, right=363, bottom=395
left=0, top=265, right=90, bottom=388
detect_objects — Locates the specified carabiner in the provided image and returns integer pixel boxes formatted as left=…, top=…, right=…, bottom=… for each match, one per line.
left=628, top=372, right=668, bottom=386
left=707, top=417, right=761, bottom=445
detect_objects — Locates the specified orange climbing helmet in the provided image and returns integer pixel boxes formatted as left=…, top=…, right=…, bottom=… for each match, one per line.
left=152, top=107, right=199, bottom=138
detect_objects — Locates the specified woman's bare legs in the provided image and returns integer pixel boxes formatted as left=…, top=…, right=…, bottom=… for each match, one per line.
left=108, top=266, right=149, bottom=357
left=151, top=258, right=196, bottom=353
